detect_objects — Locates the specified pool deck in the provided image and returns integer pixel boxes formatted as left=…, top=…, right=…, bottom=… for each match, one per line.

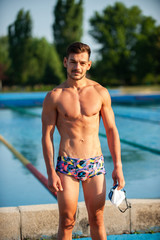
left=0, top=199, right=160, bottom=240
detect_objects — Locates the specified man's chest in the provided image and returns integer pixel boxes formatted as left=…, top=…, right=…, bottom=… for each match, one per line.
left=57, top=89, right=102, bottom=119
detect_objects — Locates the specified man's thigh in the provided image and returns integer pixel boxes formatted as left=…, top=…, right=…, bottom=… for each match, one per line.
left=57, top=172, right=80, bottom=216
left=82, top=174, right=106, bottom=213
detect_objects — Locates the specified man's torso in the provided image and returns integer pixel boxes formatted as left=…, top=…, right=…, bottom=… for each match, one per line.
left=52, top=80, right=104, bottom=158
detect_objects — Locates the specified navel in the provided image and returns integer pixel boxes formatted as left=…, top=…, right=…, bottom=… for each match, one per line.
left=80, top=138, right=84, bottom=142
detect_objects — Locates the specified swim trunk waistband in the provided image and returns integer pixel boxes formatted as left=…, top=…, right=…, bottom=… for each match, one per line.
left=56, top=155, right=106, bottom=181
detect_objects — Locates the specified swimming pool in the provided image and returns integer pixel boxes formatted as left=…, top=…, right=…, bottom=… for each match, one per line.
left=74, top=233, right=160, bottom=240
left=0, top=101, right=160, bottom=207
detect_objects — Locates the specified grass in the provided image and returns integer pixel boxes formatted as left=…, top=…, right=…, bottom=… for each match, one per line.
left=1, top=84, right=56, bottom=93
left=116, top=85, right=160, bottom=94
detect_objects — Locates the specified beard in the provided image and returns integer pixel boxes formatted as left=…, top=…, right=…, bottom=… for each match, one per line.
left=67, top=70, right=86, bottom=81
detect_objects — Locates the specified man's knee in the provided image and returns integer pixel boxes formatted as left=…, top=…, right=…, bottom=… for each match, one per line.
left=59, top=212, right=76, bottom=230
left=89, top=210, right=104, bottom=227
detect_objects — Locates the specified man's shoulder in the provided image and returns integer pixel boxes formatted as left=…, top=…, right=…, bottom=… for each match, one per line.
left=43, top=83, right=65, bottom=109
left=91, top=81, right=110, bottom=98
left=45, top=83, right=65, bottom=101
left=88, top=80, right=111, bottom=106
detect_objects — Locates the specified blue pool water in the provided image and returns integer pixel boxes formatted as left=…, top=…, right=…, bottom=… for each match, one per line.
left=74, top=233, right=160, bottom=240
left=0, top=102, right=160, bottom=207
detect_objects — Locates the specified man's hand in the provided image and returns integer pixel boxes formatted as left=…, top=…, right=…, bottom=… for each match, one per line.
left=112, top=166, right=125, bottom=190
left=48, top=173, right=63, bottom=192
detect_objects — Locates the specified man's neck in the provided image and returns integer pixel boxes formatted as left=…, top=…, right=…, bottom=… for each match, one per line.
left=66, top=77, right=88, bottom=90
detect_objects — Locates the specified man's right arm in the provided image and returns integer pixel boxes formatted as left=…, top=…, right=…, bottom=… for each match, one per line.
left=41, top=91, right=63, bottom=192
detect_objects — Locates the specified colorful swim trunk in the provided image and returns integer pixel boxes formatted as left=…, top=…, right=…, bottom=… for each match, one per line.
left=56, top=155, right=106, bottom=181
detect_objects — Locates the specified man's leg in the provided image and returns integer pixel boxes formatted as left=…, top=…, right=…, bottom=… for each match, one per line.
left=82, top=174, right=107, bottom=240
left=57, top=172, right=79, bottom=240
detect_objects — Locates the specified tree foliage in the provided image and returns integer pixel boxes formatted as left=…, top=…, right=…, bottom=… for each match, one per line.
left=89, top=2, right=160, bottom=85
left=0, top=36, right=11, bottom=86
left=27, top=38, right=64, bottom=85
left=7, top=9, right=64, bottom=86
left=132, top=17, right=160, bottom=84
left=8, top=9, right=32, bottom=85
left=2, top=3, right=160, bottom=88
left=53, top=0, right=83, bottom=60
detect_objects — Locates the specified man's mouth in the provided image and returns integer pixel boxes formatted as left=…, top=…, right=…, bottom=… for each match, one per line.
left=72, top=70, right=81, bottom=74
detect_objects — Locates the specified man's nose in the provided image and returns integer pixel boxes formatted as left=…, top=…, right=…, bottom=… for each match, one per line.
left=74, top=62, right=81, bottom=69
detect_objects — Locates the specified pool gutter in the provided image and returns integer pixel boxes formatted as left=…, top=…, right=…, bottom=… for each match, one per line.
left=0, top=92, right=160, bottom=107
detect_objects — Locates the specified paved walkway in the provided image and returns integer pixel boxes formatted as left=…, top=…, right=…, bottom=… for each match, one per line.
left=74, top=233, right=160, bottom=240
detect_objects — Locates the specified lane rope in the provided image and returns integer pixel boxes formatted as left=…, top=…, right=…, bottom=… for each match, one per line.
left=115, top=113, right=160, bottom=124
left=99, top=133, right=160, bottom=155
left=10, top=107, right=160, bottom=155
left=11, top=106, right=160, bottom=124
left=0, top=135, right=57, bottom=199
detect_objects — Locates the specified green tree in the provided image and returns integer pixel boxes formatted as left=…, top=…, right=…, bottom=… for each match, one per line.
left=27, top=38, right=64, bottom=85
left=133, top=17, right=160, bottom=84
left=89, top=2, right=160, bottom=86
left=7, top=9, right=64, bottom=87
left=8, top=9, right=32, bottom=85
left=53, top=0, right=83, bottom=60
left=43, top=42, right=65, bottom=85
left=0, top=36, right=11, bottom=89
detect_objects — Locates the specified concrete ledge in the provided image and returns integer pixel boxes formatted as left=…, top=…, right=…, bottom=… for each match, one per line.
left=0, top=199, right=160, bottom=240
left=130, top=199, right=160, bottom=233
left=19, top=204, right=59, bottom=239
left=104, top=200, right=130, bottom=235
left=0, top=207, right=20, bottom=240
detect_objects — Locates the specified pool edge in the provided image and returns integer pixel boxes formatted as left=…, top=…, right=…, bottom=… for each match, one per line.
left=0, top=199, right=160, bottom=240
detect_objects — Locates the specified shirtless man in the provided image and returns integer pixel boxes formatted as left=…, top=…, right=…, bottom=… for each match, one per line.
left=42, top=42, right=125, bottom=240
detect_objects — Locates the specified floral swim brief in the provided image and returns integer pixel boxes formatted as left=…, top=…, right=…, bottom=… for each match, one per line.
left=56, top=155, right=106, bottom=181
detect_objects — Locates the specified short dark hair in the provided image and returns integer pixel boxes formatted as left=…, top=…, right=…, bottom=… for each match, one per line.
left=66, top=42, right=91, bottom=59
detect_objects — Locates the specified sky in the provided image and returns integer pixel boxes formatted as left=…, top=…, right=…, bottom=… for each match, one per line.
left=0, top=0, right=160, bottom=59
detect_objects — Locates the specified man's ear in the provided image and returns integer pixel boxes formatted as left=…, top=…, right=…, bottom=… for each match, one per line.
left=87, top=60, right=92, bottom=70
left=63, top=57, right=67, bottom=68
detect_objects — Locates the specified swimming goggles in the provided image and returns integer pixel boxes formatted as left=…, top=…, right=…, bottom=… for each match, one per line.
left=108, top=184, right=131, bottom=213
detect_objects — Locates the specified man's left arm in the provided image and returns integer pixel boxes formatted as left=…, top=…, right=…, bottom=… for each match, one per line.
left=100, top=88, right=125, bottom=190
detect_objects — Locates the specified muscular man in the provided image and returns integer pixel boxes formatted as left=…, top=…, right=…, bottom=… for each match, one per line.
left=42, top=42, right=125, bottom=240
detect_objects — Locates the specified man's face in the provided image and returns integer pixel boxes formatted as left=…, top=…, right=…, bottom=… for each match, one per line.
left=64, top=52, right=91, bottom=81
